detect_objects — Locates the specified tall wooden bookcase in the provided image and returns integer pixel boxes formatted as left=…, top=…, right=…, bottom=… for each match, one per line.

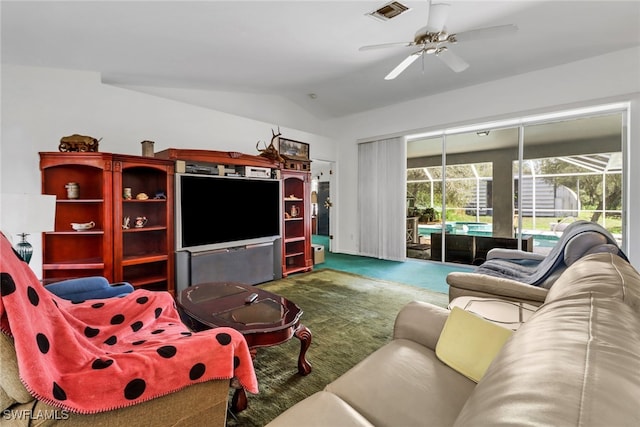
left=40, top=152, right=175, bottom=294
left=282, top=169, right=313, bottom=276
left=112, top=154, right=174, bottom=293
left=40, top=153, right=114, bottom=283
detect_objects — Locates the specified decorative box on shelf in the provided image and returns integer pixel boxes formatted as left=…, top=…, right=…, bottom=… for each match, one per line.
left=281, top=154, right=311, bottom=171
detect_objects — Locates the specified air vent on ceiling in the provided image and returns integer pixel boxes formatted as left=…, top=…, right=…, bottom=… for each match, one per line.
left=366, top=1, right=411, bottom=22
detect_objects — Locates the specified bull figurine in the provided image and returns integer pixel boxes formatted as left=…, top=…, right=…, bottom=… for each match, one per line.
left=59, top=134, right=102, bottom=152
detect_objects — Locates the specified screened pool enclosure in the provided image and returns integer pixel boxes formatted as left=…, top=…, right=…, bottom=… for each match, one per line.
left=406, top=107, right=626, bottom=264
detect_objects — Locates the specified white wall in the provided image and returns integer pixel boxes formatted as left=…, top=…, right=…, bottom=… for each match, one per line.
left=112, top=84, right=327, bottom=136
left=2, top=46, right=640, bottom=275
left=329, top=47, right=640, bottom=264
left=0, top=64, right=336, bottom=276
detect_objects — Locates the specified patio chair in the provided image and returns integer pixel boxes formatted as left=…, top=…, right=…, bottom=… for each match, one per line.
left=447, top=220, right=626, bottom=306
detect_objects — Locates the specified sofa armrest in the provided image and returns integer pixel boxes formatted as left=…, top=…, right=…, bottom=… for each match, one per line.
left=486, top=248, right=546, bottom=261
left=393, top=301, right=450, bottom=350
left=447, top=272, right=548, bottom=306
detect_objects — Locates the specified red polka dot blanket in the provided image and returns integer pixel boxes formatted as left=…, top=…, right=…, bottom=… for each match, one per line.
left=0, top=234, right=258, bottom=414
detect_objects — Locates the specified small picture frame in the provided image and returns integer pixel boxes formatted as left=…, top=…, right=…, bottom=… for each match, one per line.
left=278, top=138, right=310, bottom=160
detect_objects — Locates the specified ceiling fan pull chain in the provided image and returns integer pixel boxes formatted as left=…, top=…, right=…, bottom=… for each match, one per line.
left=421, top=51, right=425, bottom=74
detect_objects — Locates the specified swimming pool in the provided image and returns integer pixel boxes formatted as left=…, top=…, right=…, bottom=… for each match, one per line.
left=418, top=222, right=560, bottom=249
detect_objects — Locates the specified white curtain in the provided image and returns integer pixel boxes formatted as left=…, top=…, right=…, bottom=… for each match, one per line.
left=358, top=137, right=407, bottom=261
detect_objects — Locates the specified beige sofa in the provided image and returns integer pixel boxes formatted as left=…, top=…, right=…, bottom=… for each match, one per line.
left=1, top=332, right=230, bottom=426
left=267, top=252, right=640, bottom=426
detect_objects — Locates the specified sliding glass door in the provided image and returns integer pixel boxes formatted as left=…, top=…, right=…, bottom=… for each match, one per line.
left=516, top=113, right=623, bottom=254
left=407, top=105, right=626, bottom=264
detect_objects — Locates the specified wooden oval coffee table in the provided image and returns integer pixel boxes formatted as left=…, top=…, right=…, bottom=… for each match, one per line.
left=176, top=281, right=312, bottom=412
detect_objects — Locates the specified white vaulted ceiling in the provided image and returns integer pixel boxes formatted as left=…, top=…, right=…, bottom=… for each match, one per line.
left=2, top=1, right=639, bottom=125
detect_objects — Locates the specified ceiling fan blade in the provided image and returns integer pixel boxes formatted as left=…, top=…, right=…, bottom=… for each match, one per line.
left=359, top=41, right=414, bottom=51
left=453, top=24, right=518, bottom=43
left=385, top=53, right=421, bottom=80
left=437, top=48, right=469, bottom=73
left=426, top=3, right=450, bottom=33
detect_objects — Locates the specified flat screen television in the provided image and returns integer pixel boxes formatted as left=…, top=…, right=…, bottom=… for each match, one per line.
left=176, top=173, right=281, bottom=251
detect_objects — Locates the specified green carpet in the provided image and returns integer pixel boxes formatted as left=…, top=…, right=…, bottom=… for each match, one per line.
left=311, top=235, right=472, bottom=294
left=227, top=268, right=449, bottom=426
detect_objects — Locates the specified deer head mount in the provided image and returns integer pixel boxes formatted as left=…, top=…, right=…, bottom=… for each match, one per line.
left=256, top=126, right=284, bottom=163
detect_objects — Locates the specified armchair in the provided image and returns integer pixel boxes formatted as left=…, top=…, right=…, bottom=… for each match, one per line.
left=0, top=232, right=257, bottom=426
left=447, top=220, right=626, bottom=306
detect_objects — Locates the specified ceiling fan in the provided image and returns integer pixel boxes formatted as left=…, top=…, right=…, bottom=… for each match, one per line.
left=360, top=1, right=518, bottom=80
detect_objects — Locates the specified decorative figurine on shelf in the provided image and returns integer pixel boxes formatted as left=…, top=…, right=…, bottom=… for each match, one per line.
left=59, top=134, right=101, bottom=152
left=134, top=216, right=148, bottom=228
left=153, top=190, right=166, bottom=200
left=122, top=216, right=131, bottom=230
left=136, top=192, right=149, bottom=200
left=123, top=187, right=132, bottom=200
left=71, top=221, right=95, bottom=231
left=256, top=126, right=284, bottom=163
left=65, top=182, right=79, bottom=199
left=141, top=140, right=155, bottom=157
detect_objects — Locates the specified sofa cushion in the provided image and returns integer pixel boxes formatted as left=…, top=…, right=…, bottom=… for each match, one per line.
left=266, top=391, right=374, bottom=427
left=448, top=296, right=537, bottom=330
left=326, top=338, right=476, bottom=427
left=0, top=333, right=32, bottom=407
left=0, top=386, right=15, bottom=414
left=546, top=252, right=640, bottom=312
left=454, top=294, right=640, bottom=426
left=436, top=307, right=513, bottom=382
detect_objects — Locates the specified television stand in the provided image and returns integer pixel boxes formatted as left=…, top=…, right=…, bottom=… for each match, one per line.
left=175, top=239, right=282, bottom=293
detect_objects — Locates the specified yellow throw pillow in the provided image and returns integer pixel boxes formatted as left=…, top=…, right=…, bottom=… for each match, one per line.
left=436, top=307, right=513, bottom=383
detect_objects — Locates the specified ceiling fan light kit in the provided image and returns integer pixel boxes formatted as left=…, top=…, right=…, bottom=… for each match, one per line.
left=361, top=2, right=517, bottom=80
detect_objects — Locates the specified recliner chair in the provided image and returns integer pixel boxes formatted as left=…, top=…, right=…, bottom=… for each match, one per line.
left=447, top=220, right=626, bottom=306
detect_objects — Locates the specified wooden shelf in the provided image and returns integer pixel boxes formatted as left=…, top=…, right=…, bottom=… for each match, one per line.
left=155, top=148, right=280, bottom=169
left=57, top=199, right=104, bottom=203
left=122, top=226, right=167, bottom=233
left=284, top=236, right=306, bottom=243
left=130, top=274, right=169, bottom=288
left=43, top=259, right=105, bottom=270
left=284, top=265, right=311, bottom=275
left=40, top=152, right=114, bottom=282
left=113, top=154, right=175, bottom=294
left=46, top=230, right=105, bottom=235
left=285, top=251, right=305, bottom=258
left=40, top=152, right=175, bottom=294
left=281, top=170, right=313, bottom=277
left=122, top=254, right=169, bottom=266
